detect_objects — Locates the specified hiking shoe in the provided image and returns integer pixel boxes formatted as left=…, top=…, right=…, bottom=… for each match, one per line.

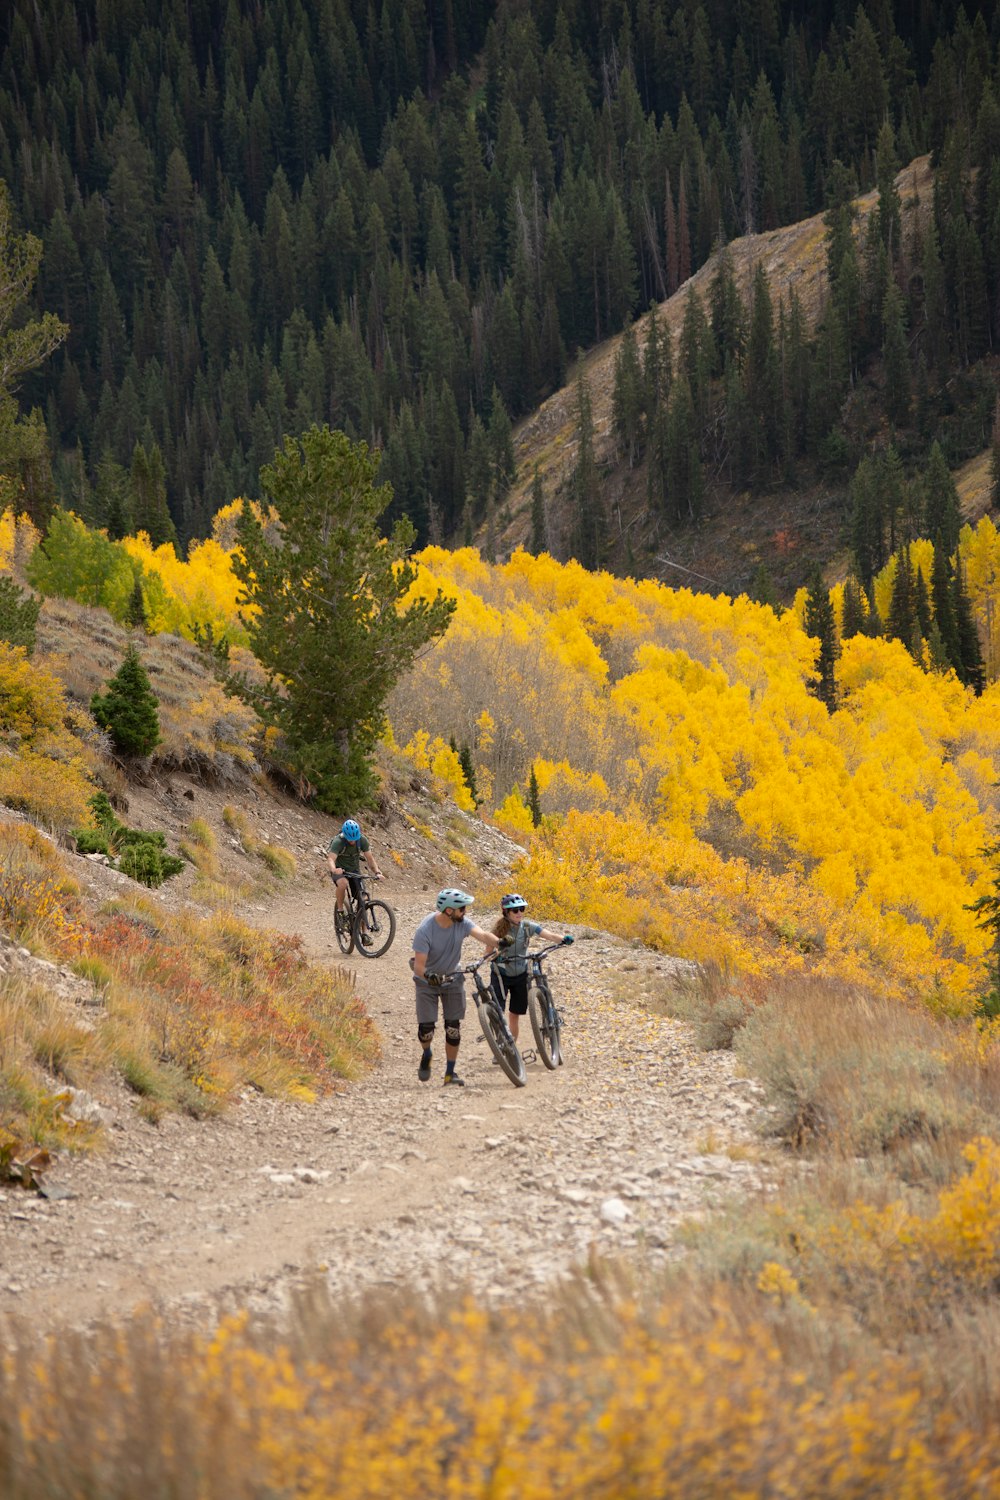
left=358, top=929, right=373, bottom=949
left=442, top=1072, right=465, bottom=1087
left=418, top=1052, right=432, bottom=1082
left=334, top=910, right=348, bottom=934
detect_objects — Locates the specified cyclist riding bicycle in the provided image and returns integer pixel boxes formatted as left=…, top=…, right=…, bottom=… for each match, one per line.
left=327, top=819, right=382, bottom=927
left=411, top=888, right=499, bottom=1087
left=492, top=893, right=573, bottom=1043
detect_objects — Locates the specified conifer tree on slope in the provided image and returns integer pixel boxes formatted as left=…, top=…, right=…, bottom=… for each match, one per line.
left=232, top=425, right=455, bottom=809
left=91, top=644, right=162, bottom=758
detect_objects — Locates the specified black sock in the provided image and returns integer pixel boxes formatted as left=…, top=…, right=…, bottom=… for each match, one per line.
left=421, top=1047, right=432, bottom=1065
left=445, top=1059, right=456, bottom=1075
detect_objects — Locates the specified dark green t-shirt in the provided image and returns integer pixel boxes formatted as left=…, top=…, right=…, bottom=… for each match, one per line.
left=328, top=833, right=369, bottom=873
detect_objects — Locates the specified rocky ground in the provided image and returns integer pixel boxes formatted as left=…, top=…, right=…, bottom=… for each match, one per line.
left=0, top=782, right=775, bottom=1332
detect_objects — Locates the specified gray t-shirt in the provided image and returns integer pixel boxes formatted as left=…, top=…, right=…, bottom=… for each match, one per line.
left=496, top=919, right=542, bottom=976
left=412, top=913, right=475, bottom=975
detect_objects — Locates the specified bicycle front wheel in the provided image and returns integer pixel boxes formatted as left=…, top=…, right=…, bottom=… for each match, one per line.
left=334, top=903, right=355, bottom=955
left=477, top=996, right=526, bottom=1086
left=528, top=978, right=561, bottom=1069
left=354, top=899, right=396, bottom=958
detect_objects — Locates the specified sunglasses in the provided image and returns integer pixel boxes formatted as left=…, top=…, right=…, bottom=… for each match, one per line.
left=448, top=905, right=466, bottom=914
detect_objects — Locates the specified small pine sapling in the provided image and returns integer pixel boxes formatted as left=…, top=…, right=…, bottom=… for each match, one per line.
left=91, top=644, right=162, bottom=757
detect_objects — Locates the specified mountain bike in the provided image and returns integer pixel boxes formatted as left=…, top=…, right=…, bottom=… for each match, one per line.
left=464, top=951, right=526, bottom=1087
left=525, top=942, right=565, bottom=1069
left=333, top=874, right=396, bottom=958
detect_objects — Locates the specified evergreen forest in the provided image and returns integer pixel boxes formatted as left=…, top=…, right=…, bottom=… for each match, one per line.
left=1, top=0, right=999, bottom=580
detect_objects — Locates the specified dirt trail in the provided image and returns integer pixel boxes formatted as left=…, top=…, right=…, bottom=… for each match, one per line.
left=0, top=867, right=769, bottom=1331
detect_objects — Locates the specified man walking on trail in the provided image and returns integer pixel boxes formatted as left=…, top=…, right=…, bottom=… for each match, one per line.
left=412, top=888, right=498, bottom=1087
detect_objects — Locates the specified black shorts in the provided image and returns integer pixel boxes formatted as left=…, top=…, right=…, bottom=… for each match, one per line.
left=494, top=969, right=528, bottom=1015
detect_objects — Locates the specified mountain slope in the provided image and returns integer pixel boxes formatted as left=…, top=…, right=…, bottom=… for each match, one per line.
left=497, top=153, right=993, bottom=594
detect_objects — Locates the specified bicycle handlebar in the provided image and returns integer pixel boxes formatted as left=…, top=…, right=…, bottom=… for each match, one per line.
left=463, top=949, right=498, bottom=975
left=526, top=942, right=567, bottom=963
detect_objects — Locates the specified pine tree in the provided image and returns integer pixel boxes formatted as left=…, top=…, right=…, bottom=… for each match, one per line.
left=129, top=441, right=177, bottom=547
left=571, top=376, right=604, bottom=568
left=643, top=302, right=671, bottom=418
left=487, top=388, right=516, bottom=502
left=91, top=644, right=162, bottom=758
left=666, top=375, right=702, bottom=525
left=841, top=576, right=867, bottom=639
left=530, top=465, right=547, bottom=555
left=232, top=427, right=455, bottom=807
left=527, top=765, right=541, bottom=827
left=611, top=319, right=644, bottom=467
left=125, top=574, right=148, bottom=633
left=953, top=561, right=986, bottom=694
left=923, top=442, right=961, bottom=557
left=886, top=546, right=919, bottom=657
left=458, top=742, right=479, bottom=805
left=804, top=565, right=839, bottom=708
left=0, top=576, right=40, bottom=653
left=882, top=278, right=911, bottom=427
left=745, top=263, right=780, bottom=485
left=750, top=563, right=780, bottom=612
left=966, top=836, right=1000, bottom=1007
left=850, top=455, right=885, bottom=590
left=914, top=565, right=932, bottom=642
left=874, top=119, right=902, bottom=257
left=930, top=535, right=960, bottom=669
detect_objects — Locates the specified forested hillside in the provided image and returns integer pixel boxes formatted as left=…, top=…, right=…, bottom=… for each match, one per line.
left=2, top=0, right=999, bottom=585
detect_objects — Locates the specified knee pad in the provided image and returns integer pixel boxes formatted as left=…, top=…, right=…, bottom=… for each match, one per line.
left=417, top=1023, right=435, bottom=1045
left=444, top=1021, right=461, bottom=1046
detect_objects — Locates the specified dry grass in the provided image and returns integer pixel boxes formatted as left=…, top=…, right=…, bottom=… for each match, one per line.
left=36, top=597, right=263, bottom=784
left=221, top=803, right=297, bottom=881
left=0, top=823, right=379, bottom=1161
left=655, top=967, right=999, bottom=1170
left=3, top=1257, right=1000, bottom=1497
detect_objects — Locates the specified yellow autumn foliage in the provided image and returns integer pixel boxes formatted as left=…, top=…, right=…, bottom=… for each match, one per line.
left=0, top=643, right=95, bottom=830
left=120, top=531, right=251, bottom=644
left=0, top=508, right=39, bottom=578
left=396, top=547, right=1000, bottom=1003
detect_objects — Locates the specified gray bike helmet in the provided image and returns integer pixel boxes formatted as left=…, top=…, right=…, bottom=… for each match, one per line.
left=436, top=887, right=474, bottom=912
left=500, top=892, right=527, bottom=911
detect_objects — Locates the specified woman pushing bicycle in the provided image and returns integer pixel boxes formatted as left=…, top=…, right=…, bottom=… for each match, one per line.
left=492, top=893, right=573, bottom=1042
left=327, top=819, right=382, bottom=930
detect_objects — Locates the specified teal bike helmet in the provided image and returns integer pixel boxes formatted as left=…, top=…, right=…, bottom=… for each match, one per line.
left=501, top=893, right=527, bottom=911
left=341, top=819, right=361, bottom=841
left=436, top=887, right=474, bottom=911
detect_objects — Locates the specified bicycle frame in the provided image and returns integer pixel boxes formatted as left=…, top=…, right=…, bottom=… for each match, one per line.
left=524, top=943, right=565, bottom=1069
left=463, top=951, right=526, bottom=1086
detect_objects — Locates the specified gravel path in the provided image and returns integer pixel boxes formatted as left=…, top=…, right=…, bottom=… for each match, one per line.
left=0, top=876, right=770, bottom=1330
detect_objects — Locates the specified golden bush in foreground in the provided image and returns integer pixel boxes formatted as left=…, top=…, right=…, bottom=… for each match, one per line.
left=2, top=1279, right=999, bottom=1498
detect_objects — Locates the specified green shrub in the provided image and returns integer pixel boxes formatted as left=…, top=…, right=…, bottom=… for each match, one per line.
left=117, top=843, right=185, bottom=887
left=72, top=793, right=183, bottom=888
left=73, top=828, right=112, bottom=857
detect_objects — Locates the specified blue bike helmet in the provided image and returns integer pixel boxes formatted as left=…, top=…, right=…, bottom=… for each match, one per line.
left=436, top=887, right=474, bottom=911
left=341, top=819, right=361, bottom=841
left=501, top=893, right=527, bottom=911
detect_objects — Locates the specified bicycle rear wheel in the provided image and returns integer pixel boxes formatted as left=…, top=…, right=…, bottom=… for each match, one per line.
left=476, top=995, right=526, bottom=1086
left=334, top=902, right=355, bottom=955
left=354, top=899, right=396, bottom=958
left=528, top=977, right=561, bottom=1069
